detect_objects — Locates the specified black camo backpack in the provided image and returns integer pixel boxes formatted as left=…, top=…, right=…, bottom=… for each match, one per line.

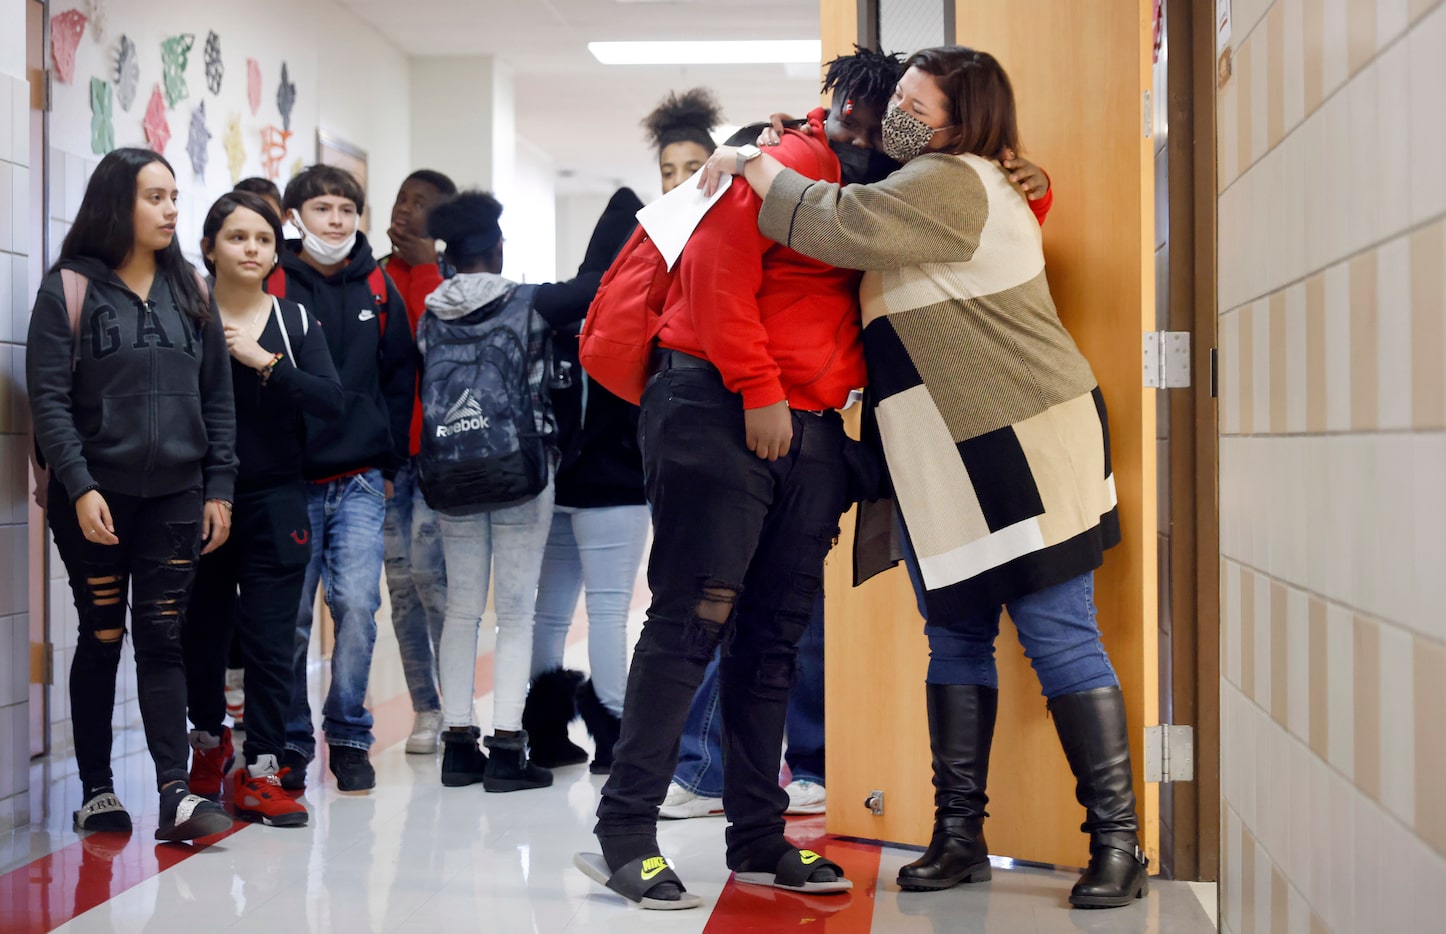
left=417, top=283, right=556, bottom=514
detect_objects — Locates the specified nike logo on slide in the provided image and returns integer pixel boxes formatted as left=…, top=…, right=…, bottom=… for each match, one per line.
left=799, top=850, right=821, bottom=865
left=640, top=856, right=669, bottom=880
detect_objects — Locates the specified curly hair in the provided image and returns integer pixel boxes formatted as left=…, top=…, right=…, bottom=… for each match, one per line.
left=641, top=87, right=723, bottom=155
left=822, top=44, right=906, bottom=114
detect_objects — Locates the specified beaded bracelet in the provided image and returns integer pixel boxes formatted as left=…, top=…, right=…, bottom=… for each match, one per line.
left=258, top=351, right=284, bottom=385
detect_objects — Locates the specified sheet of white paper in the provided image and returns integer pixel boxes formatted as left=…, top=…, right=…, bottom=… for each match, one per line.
left=635, top=168, right=734, bottom=271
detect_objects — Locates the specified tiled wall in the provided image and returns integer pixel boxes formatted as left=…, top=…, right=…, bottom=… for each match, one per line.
left=0, top=45, right=31, bottom=830
left=1216, top=0, right=1446, bottom=931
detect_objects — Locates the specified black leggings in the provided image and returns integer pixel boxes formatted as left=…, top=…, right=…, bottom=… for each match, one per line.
left=49, top=479, right=203, bottom=793
left=184, top=482, right=310, bottom=765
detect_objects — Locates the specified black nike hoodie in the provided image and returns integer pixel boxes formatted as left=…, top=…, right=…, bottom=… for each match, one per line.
left=26, top=257, right=238, bottom=503
left=270, top=233, right=415, bottom=481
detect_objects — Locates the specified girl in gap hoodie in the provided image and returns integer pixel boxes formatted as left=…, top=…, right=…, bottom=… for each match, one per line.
left=26, top=148, right=236, bottom=842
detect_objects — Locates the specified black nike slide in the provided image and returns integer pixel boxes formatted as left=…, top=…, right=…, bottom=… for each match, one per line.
left=734, top=847, right=853, bottom=894
left=574, top=852, right=704, bottom=910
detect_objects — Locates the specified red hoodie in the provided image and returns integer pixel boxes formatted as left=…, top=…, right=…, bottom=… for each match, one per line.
left=379, top=254, right=444, bottom=456
left=657, top=124, right=866, bottom=411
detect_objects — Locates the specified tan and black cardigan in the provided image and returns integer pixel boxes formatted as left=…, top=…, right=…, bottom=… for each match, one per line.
left=758, top=152, right=1120, bottom=618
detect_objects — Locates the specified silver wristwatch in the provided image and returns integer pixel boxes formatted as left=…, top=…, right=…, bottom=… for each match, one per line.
left=735, top=144, right=762, bottom=174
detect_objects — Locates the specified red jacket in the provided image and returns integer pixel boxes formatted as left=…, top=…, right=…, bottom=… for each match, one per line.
left=379, top=254, right=444, bottom=457
left=657, top=126, right=866, bottom=412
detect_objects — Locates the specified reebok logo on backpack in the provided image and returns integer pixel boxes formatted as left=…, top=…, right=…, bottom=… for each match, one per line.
left=436, top=389, right=489, bottom=437
left=417, top=283, right=555, bottom=514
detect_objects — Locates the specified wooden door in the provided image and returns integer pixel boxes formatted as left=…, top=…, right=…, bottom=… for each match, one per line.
left=822, top=0, right=1159, bottom=869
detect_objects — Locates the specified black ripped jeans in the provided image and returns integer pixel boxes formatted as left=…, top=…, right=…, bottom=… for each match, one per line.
left=595, top=352, right=852, bottom=868
left=49, top=478, right=203, bottom=793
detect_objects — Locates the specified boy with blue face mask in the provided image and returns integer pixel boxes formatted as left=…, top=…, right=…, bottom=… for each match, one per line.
left=267, top=164, right=415, bottom=795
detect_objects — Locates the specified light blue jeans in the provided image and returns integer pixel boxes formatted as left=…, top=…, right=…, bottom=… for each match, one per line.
left=529, top=504, right=651, bottom=717
left=287, top=469, right=388, bottom=757
left=383, top=458, right=448, bottom=713
left=438, top=478, right=556, bottom=733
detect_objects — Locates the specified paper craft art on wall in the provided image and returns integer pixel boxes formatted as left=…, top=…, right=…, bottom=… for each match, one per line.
left=204, top=31, right=224, bottom=95
left=188, top=101, right=211, bottom=180
left=114, top=34, right=139, bottom=110
left=50, top=9, right=88, bottom=83
left=89, top=77, right=114, bottom=154
left=161, top=33, right=195, bottom=107
left=86, top=0, right=108, bottom=43
left=224, top=113, right=246, bottom=184
left=247, top=59, right=261, bottom=115
left=260, top=125, right=291, bottom=180
left=144, top=84, right=170, bottom=152
left=277, top=62, right=297, bottom=131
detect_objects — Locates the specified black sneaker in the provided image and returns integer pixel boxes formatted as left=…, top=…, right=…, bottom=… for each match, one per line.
left=156, top=784, right=232, bottom=841
left=279, top=749, right=308, bottom=796
left=329, top=745, right=375, bottom=792
left=73, top=787, right=133, bottom=833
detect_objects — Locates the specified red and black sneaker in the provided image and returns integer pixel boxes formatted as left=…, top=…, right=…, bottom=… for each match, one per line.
left=188, top=727, right=234, bottom=800
left=231, top=767, right=309, bottom=827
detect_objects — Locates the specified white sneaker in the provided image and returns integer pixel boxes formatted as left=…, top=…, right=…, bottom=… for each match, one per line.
left=405, top=709, right=444, bottom=755
left=658, top=781, right=725, bottom=819
left=784, top=779, right=827, bottom=815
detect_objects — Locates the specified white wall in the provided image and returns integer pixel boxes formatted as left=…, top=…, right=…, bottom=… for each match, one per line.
left=554, top=191, right=613, bottom=281
left=409, top=56, right=498, bottom=193
left=506, top=136, right=555, bottom=284
left=46, top=0, right=410, bottom=260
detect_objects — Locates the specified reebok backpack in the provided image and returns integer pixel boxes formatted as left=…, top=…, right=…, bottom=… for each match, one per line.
left=416, top=283, right=555, bottom=515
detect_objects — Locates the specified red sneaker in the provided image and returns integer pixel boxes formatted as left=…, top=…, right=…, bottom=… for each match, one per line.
left=231, top=768, right=309, bottom=827
left=188, top=727, right=234, bottom=800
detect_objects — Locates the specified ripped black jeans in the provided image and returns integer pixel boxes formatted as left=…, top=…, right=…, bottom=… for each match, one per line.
left=49, top=479, right=203, bottom=793
left=595, top=354, right=851, bottom=868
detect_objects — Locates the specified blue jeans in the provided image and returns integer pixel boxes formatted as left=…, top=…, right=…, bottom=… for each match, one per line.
left=906, top=555, right=1117, bottom=698
left=438, top=477, right=556, bottom=732
left=673, top=589, right=827, bottom=796
left=286, top=470, right=388, bottom=757
left=530, top=504, right=650, bottom=717
left=383, top=458, right=447, bottom=713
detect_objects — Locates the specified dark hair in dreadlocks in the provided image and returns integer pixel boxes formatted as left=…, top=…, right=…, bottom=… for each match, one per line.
left=821, top=44, right=906, bottom=113
left=642, top=87, right=723, bottom=156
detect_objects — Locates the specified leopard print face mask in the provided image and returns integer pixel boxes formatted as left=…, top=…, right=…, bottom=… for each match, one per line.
left=881, top=103, right=949, bottom=164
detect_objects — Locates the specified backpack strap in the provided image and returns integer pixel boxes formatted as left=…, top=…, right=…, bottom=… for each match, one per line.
left=368, top=266, right=390, bottom=336
left=272, top=296, right=298, bottom=366
left=59, top=268, right=90, bottom=371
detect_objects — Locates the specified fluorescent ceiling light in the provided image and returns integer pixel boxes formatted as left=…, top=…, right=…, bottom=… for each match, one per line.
left=589, top=40, right=820, bottom=65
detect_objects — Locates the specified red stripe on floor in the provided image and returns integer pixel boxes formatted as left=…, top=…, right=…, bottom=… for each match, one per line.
left=703, top=816, right=883, bottom=933
left=0, top=620, right=591, bottom=933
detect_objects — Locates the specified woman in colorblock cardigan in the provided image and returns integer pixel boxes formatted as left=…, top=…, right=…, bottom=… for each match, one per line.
left=699, top=46, right=1147, bottom=910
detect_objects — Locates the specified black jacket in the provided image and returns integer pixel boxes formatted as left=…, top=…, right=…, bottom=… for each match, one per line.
left=26, top=257, right=238, bottom=503
left=272, top=234, right=416, bottom=481
left=550, top=188, right=647, bottom=509
left=231, top=298, right=345, bottom=492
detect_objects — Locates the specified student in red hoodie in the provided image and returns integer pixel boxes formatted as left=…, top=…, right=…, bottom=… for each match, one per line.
left=578, top=117, right=864, bottom=911
left=377, top=169, right=458, bottom=755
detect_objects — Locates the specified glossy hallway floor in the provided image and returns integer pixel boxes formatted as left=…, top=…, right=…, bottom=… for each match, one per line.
left=0, top=593, right=1218, bottom=933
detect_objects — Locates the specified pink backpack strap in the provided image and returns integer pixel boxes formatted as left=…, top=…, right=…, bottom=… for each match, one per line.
left=59, top=268, right=89, bottom=370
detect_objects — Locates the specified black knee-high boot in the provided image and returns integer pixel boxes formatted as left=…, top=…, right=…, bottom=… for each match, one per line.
left=1048, top=685, right=1149, bottom=908
left=897, top=684, right=998, bottom=891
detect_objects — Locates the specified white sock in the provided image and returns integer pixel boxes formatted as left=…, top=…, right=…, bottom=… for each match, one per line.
left=248, top=754, right=279, bottom=778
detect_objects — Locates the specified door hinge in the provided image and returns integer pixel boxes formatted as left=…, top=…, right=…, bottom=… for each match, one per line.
left=1210, top=347, right=1219, bottom=398
left=1143, top=89, right=1153, bottom=138
left=1144, top=724, right=1195, bottom=783
left=43, top=68, right=53, bottom=113
left=1142, top=331, right=1191, bottom=388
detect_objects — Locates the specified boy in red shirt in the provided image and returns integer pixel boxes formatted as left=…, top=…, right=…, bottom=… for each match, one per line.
left=377, top=169, right=458, bottom=755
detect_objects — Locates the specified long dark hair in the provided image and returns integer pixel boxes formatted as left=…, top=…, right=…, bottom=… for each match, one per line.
left=905, top=46, right=1021, bottom=163
left=56, top=147, right=210, bottom=322
left=200, top=190, right=285, bottom=276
